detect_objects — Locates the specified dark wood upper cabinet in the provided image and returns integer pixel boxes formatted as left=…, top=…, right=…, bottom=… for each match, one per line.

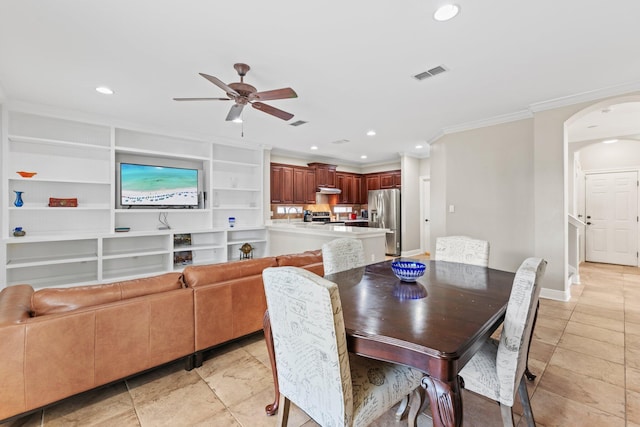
left=272, top=163, right=399, bottom=204
left=308, top=163, right=337, bottom=188
left=366, top=174, right=380, bottom=191
left=305, top=169, right=316, bottom=204
left=293, top=167, right=306, bottom=204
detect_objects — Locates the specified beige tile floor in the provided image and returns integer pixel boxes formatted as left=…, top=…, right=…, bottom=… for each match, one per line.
left=3, top=261, right=640, bottom=427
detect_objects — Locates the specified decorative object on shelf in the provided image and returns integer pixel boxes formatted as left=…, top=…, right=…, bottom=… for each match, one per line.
left=228, top=217, right=236, bottom=228
left=390, top=260, right=426, bottom=282
left=174, top=250, right=193, bottom=266
left=114, top=227, right=130, bottom=232
left=13, top=227, right=26, bottom=237
left=48, top=197, right=78, bottom=207
left=174, top=233, right=192, bottom=247
left=16, top=171, right=37, bottom=178
left=239, top=243, right=254, bottom=260
left=13, top=191, right=24, bottom=207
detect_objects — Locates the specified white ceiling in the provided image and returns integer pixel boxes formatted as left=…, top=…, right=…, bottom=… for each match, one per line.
left=2, top=1, right=640, bottom=166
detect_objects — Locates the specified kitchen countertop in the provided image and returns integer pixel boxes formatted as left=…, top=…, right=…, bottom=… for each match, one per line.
left=267, top=222, right=386, bottom=236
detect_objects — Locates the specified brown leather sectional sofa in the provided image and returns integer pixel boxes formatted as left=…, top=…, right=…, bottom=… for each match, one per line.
left=0, top=250, right=324, bottom=422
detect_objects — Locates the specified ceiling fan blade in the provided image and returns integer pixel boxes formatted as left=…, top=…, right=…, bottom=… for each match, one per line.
left=250, top=87, right=298, bottom=101
left=199, top=73, right=240, bottom=98
left=173, top=97, right=230, bottom=101
left=226, top=104, right=245, bottom=121
left=251, top=102, right=294, bottom=121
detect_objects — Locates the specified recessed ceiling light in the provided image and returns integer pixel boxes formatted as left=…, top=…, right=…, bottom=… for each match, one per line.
left=95, top=86, right=114, bottom=95
left=366, top=130, right=376, bottom=136
left=434, top=4, right=460, bottom=21
left=360, top=155, right=367, bottom=159
left=587, top=125, right=599, bottom=128
left=232, top=118, right=243, bottom=123
left=602, top=139, right=618, bottom=144
left=415, top=145, right=423, bottom=149
left=310, top=146, right=318, bottom=150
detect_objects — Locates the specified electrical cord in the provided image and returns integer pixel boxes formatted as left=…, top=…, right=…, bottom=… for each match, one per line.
left=158, top=212, right=171, bottom=229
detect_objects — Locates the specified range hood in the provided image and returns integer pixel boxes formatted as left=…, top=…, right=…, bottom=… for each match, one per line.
left=316, top=187, right=341, bottom=194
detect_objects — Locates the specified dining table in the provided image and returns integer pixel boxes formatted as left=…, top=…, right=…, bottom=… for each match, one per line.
left=263, top=259, right=516, bottom=427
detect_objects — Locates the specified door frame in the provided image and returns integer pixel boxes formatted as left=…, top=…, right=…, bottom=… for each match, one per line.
left=583, top=167, right=640, bottom=267
left=419, top=175, right=431, bottom=256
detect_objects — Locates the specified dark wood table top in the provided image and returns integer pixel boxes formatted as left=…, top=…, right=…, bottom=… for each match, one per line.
left=324, top=259, right=515, bottom=380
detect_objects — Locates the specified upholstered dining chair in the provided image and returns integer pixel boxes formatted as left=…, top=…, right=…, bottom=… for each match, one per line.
left=458, top=257, right=547, bottom=427
left=322, top=237, right=366, bottom=275
left=263, top=266, right=425, bottom=427
left=434, top=235, right=490, bottom=267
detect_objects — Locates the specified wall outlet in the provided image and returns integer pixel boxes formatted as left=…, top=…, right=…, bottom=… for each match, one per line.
left=449, top=204, right=455, bottom=213
left=371, top=254, right=375, bottom=262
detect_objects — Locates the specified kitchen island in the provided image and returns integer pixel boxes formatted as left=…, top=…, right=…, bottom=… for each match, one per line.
left=267, top=223, right=387, bottom=264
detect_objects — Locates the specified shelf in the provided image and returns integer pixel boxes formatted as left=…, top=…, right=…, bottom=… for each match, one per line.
left=9, top=205, right=111, bottom=211
left=115, top=146, right=209, bottom=161
left=8, top=177, right=110, bottom=185
left=227, top=239, right=267, bottom=245
left=7, top=254, right=99, bottom=268
left=173, top=244, right=225, bottom=251
left=114, top=208, right=208, bottom=214
left=8, top=135, right=111, bottom=151
left=212, top=205, right=260, bottom=210
left=103, top=248, right=169, bottom=260
left=102, top=265, right=169, bottom=282
left=9, top=272, right=99, bottom=289
left=211, top=159, right=260, bottom=168
left=211, top=187, right=260, bottom=192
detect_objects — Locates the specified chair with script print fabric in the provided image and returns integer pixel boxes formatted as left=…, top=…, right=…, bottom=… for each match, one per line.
left=322, top=238, right=366, bottom=275
left=458, top=257, right=547, bottom=427
left=435, top=235, right=490, bottom=267
left=263, top=266, right=425, bottom=427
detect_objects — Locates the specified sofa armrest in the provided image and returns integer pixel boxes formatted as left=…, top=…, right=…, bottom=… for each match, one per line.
left=0, top=284, right=34, bottom=326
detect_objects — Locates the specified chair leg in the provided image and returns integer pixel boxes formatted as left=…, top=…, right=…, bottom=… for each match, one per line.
left=518, top=375, right=536, bottom=427
left=499, top=404, right=515, bottom=427
left=407, top=387, right=425, bottom=427
left=277, top=394, right=291, bottom=427
left=395, top=395, right=410, bottom=420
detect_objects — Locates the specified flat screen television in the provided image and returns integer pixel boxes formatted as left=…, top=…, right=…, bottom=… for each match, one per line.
left=120, top=162, right=199, bottom=207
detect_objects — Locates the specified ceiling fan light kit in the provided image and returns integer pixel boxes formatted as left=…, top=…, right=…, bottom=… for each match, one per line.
left=174, top=63, right=297, bottom=122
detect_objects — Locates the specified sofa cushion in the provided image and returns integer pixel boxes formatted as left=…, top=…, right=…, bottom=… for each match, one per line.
left=276, top=250, right=322, bottom=267
left=31, top=272, right=183, bottom=317
left=183, top=257, right=277, bottom=287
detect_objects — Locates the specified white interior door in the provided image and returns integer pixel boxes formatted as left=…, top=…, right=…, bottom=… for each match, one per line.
left=420, top=177, right=431, bottom=255
left=585, top=171, right=638, bottom=266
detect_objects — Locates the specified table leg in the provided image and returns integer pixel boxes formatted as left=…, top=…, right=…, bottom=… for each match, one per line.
left=421, top=375, right=464, bottom=427
left=263, top=310, right=280, bottom=416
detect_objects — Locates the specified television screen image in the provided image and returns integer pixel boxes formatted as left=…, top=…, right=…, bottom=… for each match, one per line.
left=120, top=163, right=198, bottom=207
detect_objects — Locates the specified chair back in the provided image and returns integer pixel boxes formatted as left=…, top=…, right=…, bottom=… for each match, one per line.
left=435, top=235, right=490, bottom=267
left=496, top=257, right=546, bottom=406
left=263, top=266, right=353, bottom=426
left=322, top=238, right=366, bottom=275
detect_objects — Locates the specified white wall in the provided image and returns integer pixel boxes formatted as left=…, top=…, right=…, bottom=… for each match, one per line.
left=579, top=139, right=640, bottom=170
left=430, top=119, right=535, bottom=272
left=400, top=155, right=421, bottom=255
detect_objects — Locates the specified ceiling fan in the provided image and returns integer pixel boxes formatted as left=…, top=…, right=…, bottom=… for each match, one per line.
left=173, top=63, right=297, bottom=121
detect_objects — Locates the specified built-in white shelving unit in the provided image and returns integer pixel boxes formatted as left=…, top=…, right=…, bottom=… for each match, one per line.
left=1, top=107, right=266, bottom=289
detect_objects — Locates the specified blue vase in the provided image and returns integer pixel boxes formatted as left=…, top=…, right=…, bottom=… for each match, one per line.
left=13, top=191, right=24, bottom=207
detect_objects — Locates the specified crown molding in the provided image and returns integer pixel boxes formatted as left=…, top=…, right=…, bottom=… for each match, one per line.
left=441, top=110, right=533, bottom=135
left=529, top=80, right=640, bottom=113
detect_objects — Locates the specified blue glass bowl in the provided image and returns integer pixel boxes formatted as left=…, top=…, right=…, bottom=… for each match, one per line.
left=391, top=261, right=426, bottom=282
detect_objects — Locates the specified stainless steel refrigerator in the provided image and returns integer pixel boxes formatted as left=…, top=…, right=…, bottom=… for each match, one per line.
left=368, top=188, right=401, bottom=256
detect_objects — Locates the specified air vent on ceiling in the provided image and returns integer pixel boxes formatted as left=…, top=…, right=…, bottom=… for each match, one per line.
left=289, top=120, right=308, bottom=127
left=331, top=139, right=350, bottom=144
left=413, top=65, right=448, bottom=81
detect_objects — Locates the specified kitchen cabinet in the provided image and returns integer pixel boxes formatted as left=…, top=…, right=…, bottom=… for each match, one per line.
left=308, top=163, right=336, bottom=188
left=353, top=175, right=365, bottom=204
left=305, top=169, right=316, bottom=204
left=270, top=164, right=316, bottom=204
left=366, top=174, right=381, bottom=191
left=336, top=173, right=354, bottom=204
